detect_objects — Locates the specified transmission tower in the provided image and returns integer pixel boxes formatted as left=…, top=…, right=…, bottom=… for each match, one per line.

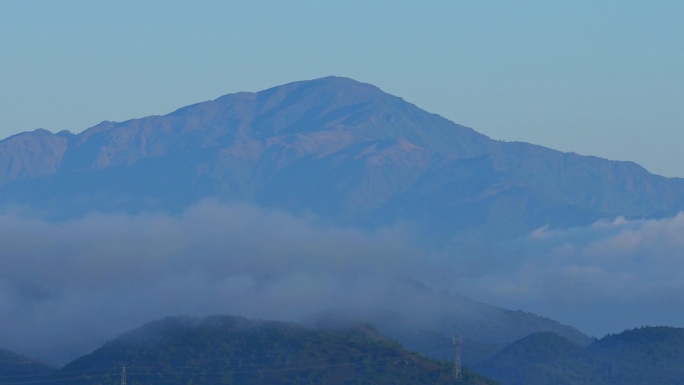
left=453, top=335, right=462, bottom=382
left=121, top=364, right=127, bottom=385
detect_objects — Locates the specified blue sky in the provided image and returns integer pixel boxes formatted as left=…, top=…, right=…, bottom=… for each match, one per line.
left=1, top=1, right=682, bottom=176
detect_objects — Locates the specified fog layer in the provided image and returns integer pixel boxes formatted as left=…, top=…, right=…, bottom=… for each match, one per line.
left=460, top=213, right=684, bottom=336
left=1, top=201, right=682, bottom=363
left=0, top=200, right=417, bottom=364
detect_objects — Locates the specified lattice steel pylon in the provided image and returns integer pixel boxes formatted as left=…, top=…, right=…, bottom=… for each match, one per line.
left=121, top=364, right=127, bottom=385
left=453, top=335, right=462, bottom=382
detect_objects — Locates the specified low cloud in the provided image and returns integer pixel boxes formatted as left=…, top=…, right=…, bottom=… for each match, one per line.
left=2, top=203, right=684, bottom=364
left=458, top=213, right=684, bottom=336
left=0, top=200, right=418, bottom=364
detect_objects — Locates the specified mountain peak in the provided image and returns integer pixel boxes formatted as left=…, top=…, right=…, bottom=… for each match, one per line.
left=1, top=77, right=684, bottom=236
left=0, top=128, right=69, bottom=184
left=58, top=315, right=462, bottom=385
left=261, top=75, right=381, bottom=92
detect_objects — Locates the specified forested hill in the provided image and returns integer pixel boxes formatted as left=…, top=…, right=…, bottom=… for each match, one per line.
left=474, top=327, right=684, bottom=385
left=48, top=315, right=497, bottom=385
left=0, top=348, right=54, bottom=384
left=4, top=322, right=684, bottom=385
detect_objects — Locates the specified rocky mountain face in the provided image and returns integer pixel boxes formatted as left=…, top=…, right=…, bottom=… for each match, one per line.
left=1, top=77, right=682, bottom=374
left=2, top=76, right=683, bottom=238
left=0, top=129, right=70, bottom=185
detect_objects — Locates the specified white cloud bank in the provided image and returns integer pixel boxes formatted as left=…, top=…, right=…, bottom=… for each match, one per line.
left=458, top=213, right=684, bottom=336
left=2, top=202, right=684, bottom=363
left=0, top=200, right=418, bottom=364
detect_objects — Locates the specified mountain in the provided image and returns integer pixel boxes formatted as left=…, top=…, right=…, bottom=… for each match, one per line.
left=587, top=326, right=684, bottom=384
left=0, top=76, right=679, bottom=369
left=0, top=129, right=70, bottom=185
left=51, top=315, right=498, bottom=385
left=473, top=327, right=684, bottom=385
left=316, top=279, right=592, bottom=365
left=0, top=347, right=54, bottom=384
left=2, top=76, right=683, bottom=239
left=473, top=332, right=595, bottom=385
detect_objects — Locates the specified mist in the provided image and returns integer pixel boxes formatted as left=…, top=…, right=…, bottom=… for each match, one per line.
left=2, top=200, right=684, bottom=364
left=0, top=200, right=423, bottom=364
left=459, top=213, right=684, bottom=337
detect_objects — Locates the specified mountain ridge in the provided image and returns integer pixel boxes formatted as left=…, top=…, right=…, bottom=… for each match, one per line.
left=474, top=326, right=684, bottom=385
left=2, top=76, right=682, bottom=237
left=50, top=314, right=496, bottom=385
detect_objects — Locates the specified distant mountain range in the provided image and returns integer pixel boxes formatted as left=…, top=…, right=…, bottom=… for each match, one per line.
left=474, top=326, right=684, bottom=385
left=319, top=279, right=592, bottom=365
left=2, top=316, right=683, bottom=385
left=2, top=76, right=683, bottom=238
left=1, top=315, right=496, bottom=385
left=2, top=77, right=683, bottom=380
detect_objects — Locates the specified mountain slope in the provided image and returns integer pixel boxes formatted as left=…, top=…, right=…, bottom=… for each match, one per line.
left=473, top=332, right=596, bottom=385
left=52, top=315, right=497, bottom=385
left=328, top=279, right=592, bottom=364
left=0, top=348, right=55, bottom=385
left=587, top=327, right=684, bottom=385
left=0, top=129, right=70, bottom=185
left=474, top=327, right=684, bottom=385
left=2, top=77, right=683, bottom=237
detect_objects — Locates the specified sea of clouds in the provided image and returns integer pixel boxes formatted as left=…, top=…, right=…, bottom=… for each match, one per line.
left=1, top=200, right=683, bottom=364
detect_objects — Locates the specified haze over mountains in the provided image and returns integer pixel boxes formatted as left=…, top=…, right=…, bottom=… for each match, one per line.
left=53, top=315, right=494, bottom=385
left=3, top=315, right=684, bottom=385
left=1, top=76, right=684, bottom=365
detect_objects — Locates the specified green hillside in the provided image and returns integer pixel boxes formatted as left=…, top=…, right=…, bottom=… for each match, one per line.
left=52, top=315, right=497, bottom=385
left=4, top=319, right=683, bottom=385
left=474, top=327, right=684, bottom=385
left=588, top=327, right=684, bottom=385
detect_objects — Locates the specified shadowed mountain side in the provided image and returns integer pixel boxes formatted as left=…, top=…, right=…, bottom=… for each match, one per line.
left=473, top=327, right=684, bottom=385
left=2, top=77, right=683, bottom=237
left=0, top=348, right=55, bottom=384
left=266, top=275, right=595, bottom=368
left=349, top=280, right=592, bottom=365
left=474, top=332, right=595, bottom=385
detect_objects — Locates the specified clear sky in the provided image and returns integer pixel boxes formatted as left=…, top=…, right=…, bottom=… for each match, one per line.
left=1, top=1, right=682, bottom=177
